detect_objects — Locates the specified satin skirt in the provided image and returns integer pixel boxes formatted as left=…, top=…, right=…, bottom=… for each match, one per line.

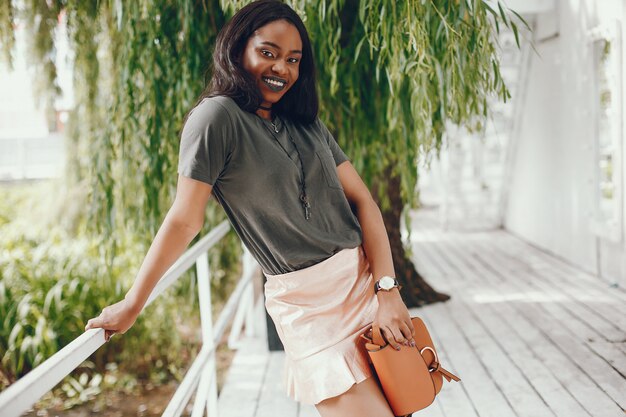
left=263, top=244, right=379, bottom=405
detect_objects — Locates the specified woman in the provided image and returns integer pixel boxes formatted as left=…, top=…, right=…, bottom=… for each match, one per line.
left=85, top=1, right=415, bottom=415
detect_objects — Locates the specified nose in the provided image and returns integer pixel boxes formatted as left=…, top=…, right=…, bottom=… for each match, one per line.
left=271, top=60, right=288, bottom=76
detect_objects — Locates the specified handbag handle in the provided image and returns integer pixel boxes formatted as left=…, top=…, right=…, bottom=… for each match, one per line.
left=371, top=322, right=387, bottom=347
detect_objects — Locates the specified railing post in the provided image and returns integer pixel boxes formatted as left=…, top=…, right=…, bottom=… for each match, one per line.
left=243, top=245, right=256, bottom=338
left=191, top=252, right=219, bottom=417
left=227, top=244, right=258, bottom=349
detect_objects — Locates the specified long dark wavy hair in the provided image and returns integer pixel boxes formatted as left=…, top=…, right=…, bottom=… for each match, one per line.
left=185, top=0, right=319, bottom=127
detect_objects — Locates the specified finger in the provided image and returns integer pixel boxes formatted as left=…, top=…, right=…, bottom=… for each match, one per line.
left=85, top=316, right=105, bottom=331
left=85, top=318, right=96, bottom=330
left=400, top=321, right=416, bottom=347
left=383, top=326, right=404, bottom=351
left=390, top=323, right=408, bottom=344
left=392, top=322, right=412, bottom=347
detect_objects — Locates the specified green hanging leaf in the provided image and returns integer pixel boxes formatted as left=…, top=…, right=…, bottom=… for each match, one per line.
left=509, top=8, right=531, bottom=31
left=511, top=21, right=520, bottom=49
left=482, top=1, right=498, bottom=19
left=497, top=1, right=509, bottom=27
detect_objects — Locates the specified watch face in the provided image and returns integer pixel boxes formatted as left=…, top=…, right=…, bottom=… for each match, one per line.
left=380, top=276, right=395, bottom=289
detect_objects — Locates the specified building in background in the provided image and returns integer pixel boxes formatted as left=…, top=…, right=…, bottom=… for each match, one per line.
left=419, top=0, right=625, bottom=286
left=0, top=11, right=72, bottom=181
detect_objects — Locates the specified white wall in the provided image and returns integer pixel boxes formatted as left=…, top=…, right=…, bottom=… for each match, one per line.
left=504, top=0, right=625, bottom=285
left=0, top=12, right=72, bottom=180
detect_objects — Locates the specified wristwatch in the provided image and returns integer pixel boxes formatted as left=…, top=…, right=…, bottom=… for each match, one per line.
left=374, top=275, right=401, bottom=294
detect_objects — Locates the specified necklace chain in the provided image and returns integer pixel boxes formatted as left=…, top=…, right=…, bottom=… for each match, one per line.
left=259, top=114, right=311, bottom=220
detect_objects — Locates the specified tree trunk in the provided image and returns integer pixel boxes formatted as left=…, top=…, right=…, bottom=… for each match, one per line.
left=372, top=166, right=450, bottom=308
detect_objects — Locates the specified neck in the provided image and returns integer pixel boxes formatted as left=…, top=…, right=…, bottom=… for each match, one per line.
left=257, top=101, right=273, bottom=120
left=256, top=108, right=272, bottom=121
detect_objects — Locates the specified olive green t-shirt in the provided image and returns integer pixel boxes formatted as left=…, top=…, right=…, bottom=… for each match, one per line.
left=177, top=95, right=362, bottom=275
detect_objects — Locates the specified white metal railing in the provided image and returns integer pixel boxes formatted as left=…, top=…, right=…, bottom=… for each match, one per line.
left=0, top=220, right=263, bottom=417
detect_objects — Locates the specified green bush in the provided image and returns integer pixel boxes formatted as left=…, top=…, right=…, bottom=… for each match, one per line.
left=0, top=219, right=195, bottom=384
left=0, top=181, right=243, bottom=408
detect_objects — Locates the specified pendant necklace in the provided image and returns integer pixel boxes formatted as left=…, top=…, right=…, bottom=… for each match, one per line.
left=269, top=119, right=279, bottom=133
left=258, top=113, right=311, bottom=220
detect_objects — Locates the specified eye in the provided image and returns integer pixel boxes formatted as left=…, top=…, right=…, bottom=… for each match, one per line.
left=261, top=50, right=274, bottom=58
left=288, top=58, right=300, bottom=63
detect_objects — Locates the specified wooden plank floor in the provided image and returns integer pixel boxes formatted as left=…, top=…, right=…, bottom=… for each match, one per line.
left=218, top=208, right=626, bottom=417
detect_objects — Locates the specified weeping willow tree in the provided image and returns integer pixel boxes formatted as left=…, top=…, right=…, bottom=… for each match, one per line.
left=0, top=0, right=527, bottom=307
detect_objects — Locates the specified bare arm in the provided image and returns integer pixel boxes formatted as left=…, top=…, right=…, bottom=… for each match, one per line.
left=336, top=162, right=398, bottom=298
left=85, top=174, right=213, bottom=339
left=336, top=161, right=415, bottom=349
left=124, top=174, right=214, bottom=313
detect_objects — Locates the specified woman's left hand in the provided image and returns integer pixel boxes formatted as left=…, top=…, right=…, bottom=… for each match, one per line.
left=373, top=290, right=416, bottom=350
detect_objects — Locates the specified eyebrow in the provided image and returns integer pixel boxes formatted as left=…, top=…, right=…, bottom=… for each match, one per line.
left=259, top=41, right=303, bottom=55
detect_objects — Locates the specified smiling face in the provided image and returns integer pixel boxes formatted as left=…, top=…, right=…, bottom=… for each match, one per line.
left=241, top=19, right=303, bottom=114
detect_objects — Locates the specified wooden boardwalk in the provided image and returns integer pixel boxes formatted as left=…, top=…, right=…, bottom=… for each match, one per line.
left=217, top=208, right=626, bottom=417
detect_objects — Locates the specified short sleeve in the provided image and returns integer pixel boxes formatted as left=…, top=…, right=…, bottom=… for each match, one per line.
left=317, top=118, right=349, bottom=166
left=177, top=98, right=234, bottom=186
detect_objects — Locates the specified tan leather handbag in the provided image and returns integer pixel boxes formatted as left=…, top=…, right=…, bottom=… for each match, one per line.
left=360, top=316, right=461, bottom=416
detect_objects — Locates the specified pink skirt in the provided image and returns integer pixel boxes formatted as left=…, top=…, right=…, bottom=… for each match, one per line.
left=263, top=244, right=379, bottom=405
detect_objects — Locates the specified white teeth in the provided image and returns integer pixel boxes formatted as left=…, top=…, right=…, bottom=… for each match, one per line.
left=263, top=77, right=285, bottom=87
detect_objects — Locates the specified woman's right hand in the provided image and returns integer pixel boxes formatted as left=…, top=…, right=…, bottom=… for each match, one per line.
left=84, top=298, right=141, bottom=342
